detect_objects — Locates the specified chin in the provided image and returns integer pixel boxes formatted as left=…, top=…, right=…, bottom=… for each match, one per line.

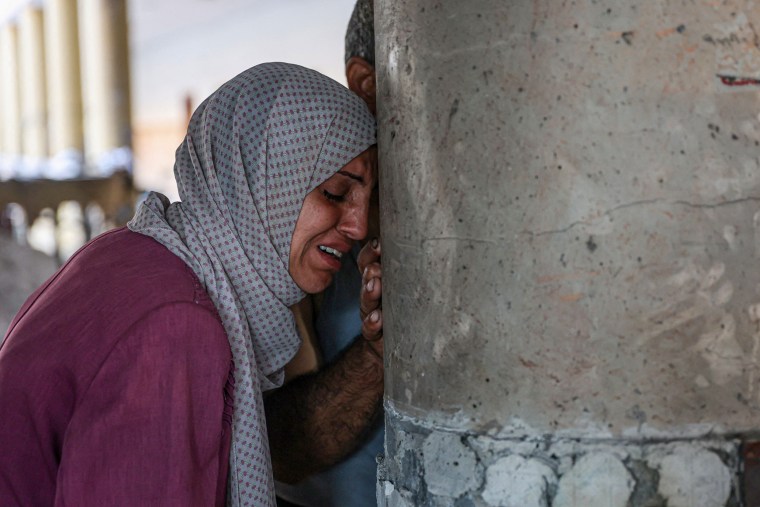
left=298, top=274, right=334, bottom=295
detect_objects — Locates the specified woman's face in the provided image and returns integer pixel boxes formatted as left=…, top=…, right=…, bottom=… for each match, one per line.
left=289, top=146, right=378, bottom=294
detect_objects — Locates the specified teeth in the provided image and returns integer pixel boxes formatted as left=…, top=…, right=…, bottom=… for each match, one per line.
left=319, top=245, right=343, bottom=259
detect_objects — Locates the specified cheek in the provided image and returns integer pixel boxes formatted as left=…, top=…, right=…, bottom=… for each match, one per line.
left=308, top=199, right=342, bottom=232
left=289, top=194, right=327, bottom=261
left=289, top=201, right=314, bottom=269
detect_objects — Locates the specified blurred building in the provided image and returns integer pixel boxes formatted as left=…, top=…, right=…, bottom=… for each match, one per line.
left=0, top=0, right=133, bottom=335
left=0, top=0, right=356, bottom=332
left=0, top=0, right=132, bottom=180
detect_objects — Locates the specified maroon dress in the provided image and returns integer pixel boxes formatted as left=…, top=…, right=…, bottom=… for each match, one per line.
left=0, top=227, right=234, bottom=506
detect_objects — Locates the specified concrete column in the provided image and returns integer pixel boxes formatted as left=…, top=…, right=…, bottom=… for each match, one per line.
left=18, top=5, right=48, bottom=178
left=45, top=0, right=84, bottom=179
left=376, top=1, right=760, bottom=506
left=79, top=0, right=132, bottom=176
left=0, top=23, right=23, bottom=179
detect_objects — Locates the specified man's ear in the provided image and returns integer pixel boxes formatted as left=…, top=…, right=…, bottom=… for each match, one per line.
left=346, top=56, right=376, bottom=115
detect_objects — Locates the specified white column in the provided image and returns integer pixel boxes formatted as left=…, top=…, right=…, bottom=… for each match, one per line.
left=79, top=0, right=132, bottom=176
left=0, top=22, right=23, bottom=179
left=0, top=37, right=4, bottom=168
left=17, top=4, right=48, bottom=178
left=45, top=0, right=83, bottom=179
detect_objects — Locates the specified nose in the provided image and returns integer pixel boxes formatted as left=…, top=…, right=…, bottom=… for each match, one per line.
left=337, top=198, right=369, bottom=241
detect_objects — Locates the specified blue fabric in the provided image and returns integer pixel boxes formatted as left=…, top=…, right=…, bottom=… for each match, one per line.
left=275, top=245, right=383, bottom=507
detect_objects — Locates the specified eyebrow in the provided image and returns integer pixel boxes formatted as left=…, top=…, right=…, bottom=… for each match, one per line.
left=337, top=170, right=364, bottom=184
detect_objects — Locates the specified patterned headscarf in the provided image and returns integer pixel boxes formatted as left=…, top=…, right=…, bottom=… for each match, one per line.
left=128, top=62, right=375, bottom=506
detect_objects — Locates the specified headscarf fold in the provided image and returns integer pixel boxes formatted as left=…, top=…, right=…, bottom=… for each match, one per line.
left=128, top=62, right=375, bottom=506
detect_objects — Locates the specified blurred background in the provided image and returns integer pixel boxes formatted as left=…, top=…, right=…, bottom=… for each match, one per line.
left=0, top=0, right=357, bottom=332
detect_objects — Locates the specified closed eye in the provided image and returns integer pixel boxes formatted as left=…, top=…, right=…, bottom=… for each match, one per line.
left=322, top=189, right=345, bottom=202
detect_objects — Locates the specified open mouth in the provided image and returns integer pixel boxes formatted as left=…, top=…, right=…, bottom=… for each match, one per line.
left=318, top=245, right=344, bottom=260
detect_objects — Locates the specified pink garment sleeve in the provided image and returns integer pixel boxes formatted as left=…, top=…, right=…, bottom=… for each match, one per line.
left=53, top=302, right=232, bottom=507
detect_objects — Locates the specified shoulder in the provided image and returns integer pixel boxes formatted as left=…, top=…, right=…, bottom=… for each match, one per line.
left=70, top=227, right=201, bottom=305
left=88, top=229, right=230, bottom=369
left=18, top=226, right=215, bottom=324
left=111, top=300, right=231, bottom=376
left=1, top=227, right=223, bottom=388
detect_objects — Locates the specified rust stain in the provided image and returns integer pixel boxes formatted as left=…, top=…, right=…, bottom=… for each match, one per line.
left=656, top=27, right=678, bottom=38
left=536, top=271, right=600, bottom=284
left=519, top=357, right=539, bottom=368
left=718, top=74, right=760, bottom=86
left=558, top=292, right=584, bottom=303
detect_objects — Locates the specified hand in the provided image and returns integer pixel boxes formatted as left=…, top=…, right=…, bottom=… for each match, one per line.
left=358, top=238, right=382, bottom=357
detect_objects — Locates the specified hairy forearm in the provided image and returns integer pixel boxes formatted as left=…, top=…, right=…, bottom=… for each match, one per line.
left=265, top=336, right=384, bottom=484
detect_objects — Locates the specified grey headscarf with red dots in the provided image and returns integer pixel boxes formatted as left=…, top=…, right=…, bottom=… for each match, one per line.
left=128, top=62, right=375, bottom=506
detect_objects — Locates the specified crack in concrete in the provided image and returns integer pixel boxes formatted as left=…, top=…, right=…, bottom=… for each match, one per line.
left=674, top=196, right=760, bottom=209
left=523, top=196, right=760, bottom=238
left=391, top=197, right=760, bottom=245
left=387, top=237, right=503, bottom=252
left=422, top=236, right=499, bottom=246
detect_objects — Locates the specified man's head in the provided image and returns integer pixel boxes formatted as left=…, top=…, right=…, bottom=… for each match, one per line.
left=345, top=0, right=376, bottom=116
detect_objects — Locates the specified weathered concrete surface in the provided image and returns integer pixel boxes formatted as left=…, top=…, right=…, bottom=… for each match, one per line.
left=482, top=454, right=556, bottom=507
left=552, top=452, right=633, bottom=507
left=422, top=431, right=481, bottom=498
left=380, top=410, right=742, bottom=506
left=376, top=0, right=760, bottom=504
